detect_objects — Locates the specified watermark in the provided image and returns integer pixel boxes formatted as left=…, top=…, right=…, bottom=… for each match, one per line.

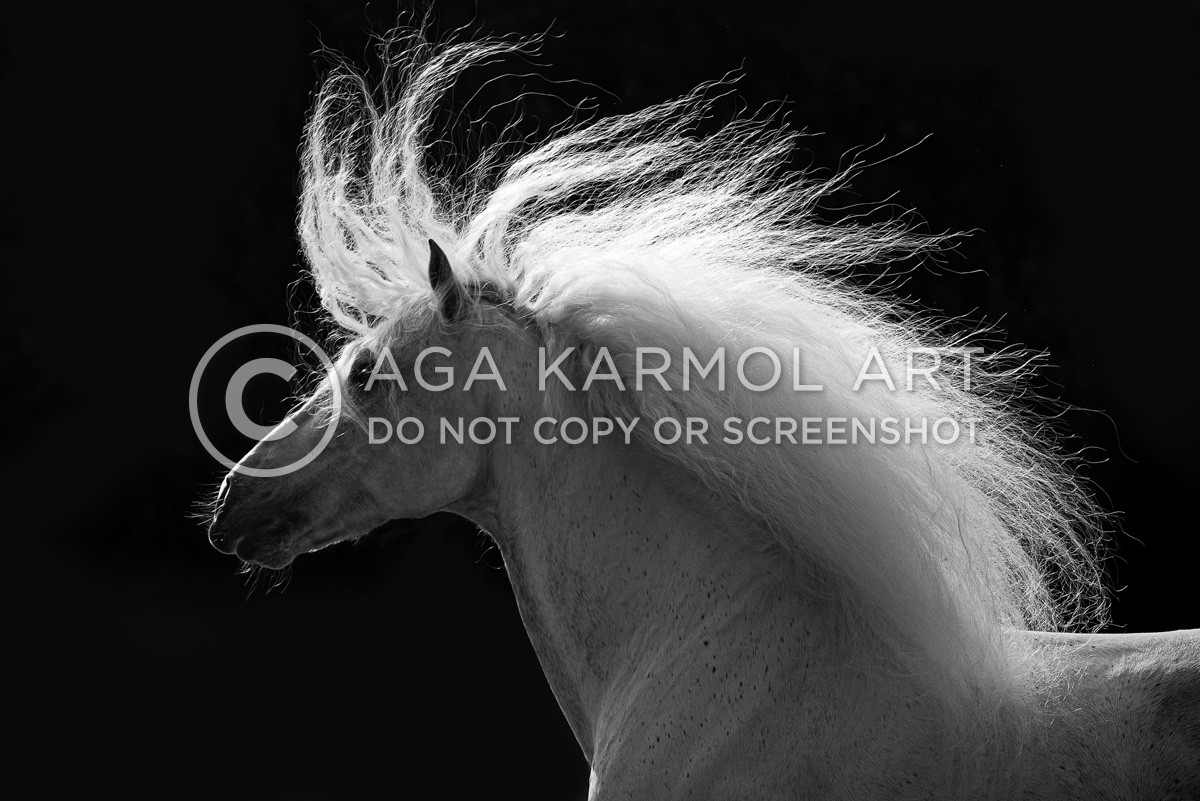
left=192, top=327, right=986, bottom=471
left=189, top=324, right=342, bottom=478
left=362, top=414, right=982, bottom=446
left=349, top=343, right=986, bottom=447
left=356, top=345, right=981, bottom=393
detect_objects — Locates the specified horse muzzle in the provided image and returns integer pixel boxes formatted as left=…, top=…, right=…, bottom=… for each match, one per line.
left=208, top=511, right=302, bottom=568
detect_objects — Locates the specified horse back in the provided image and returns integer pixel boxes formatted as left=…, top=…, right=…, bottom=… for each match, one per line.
left=1017, top=629, right=1200, bottom=798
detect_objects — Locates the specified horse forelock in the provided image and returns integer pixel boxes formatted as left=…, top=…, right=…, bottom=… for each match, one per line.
left=298, top=29, right=1110, bottom=726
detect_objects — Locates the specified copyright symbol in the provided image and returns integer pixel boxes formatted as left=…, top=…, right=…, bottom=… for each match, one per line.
left=189, top=324, right=342, bottom=478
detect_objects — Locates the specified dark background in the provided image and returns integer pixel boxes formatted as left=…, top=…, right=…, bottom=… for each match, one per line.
left=2, top=2, right=1196, bottom=798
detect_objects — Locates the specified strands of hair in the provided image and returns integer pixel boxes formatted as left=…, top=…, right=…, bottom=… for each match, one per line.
left=299, top=28, right=1109, bottom=730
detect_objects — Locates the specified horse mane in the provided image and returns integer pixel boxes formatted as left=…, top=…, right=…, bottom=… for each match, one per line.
left=300, top=30, right=1109, bottom=722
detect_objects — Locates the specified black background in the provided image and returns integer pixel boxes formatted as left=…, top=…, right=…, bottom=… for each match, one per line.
left=2, top=2, right=1196, bottom=798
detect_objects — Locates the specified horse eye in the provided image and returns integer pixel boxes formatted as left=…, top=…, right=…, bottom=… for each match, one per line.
left=349, top=357, right=375, bottom=385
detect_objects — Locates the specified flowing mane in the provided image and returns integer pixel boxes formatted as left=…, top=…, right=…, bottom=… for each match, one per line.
left=299, top=32, right=1108, bottom=718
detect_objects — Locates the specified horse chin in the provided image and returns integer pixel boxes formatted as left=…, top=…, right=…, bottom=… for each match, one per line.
left=229, top=519, right=404, bottom=568
left=303, top=536, right=344, bottom=556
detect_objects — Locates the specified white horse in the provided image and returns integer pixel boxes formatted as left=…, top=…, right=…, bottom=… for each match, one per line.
left=207, top=34, right=1200, bottom=799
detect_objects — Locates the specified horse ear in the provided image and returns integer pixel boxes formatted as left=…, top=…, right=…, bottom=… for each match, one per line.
left=428, top=239, right=465, bottom=321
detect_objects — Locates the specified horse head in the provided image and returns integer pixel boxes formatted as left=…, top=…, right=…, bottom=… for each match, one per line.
left=207, top=241, right=518, bottom=568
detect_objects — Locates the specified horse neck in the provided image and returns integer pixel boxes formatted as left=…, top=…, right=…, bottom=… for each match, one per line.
left=479, top=423, right=846, bottom=756
left=447, top=328, right=1038, bottom=791
left=468, top=423, right=1061, bottom=795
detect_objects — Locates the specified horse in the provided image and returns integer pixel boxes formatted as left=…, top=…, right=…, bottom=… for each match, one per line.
left=205, top=34, right=1200, bottom=798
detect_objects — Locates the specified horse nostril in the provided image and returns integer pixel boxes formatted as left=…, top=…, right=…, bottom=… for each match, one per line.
left=207, top=512, right=244, bottom=555
left=208, top=522, right=239, bottom=555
